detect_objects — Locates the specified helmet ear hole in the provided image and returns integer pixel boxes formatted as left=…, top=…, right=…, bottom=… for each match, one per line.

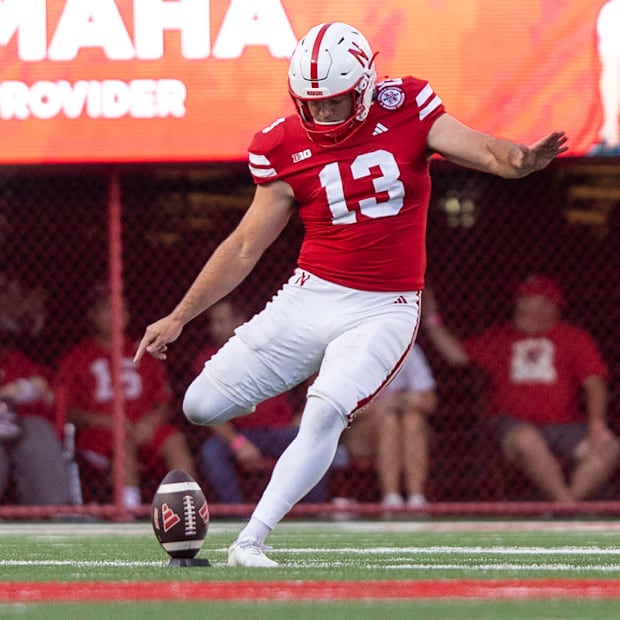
left=288, top=22, right=377, bottom=145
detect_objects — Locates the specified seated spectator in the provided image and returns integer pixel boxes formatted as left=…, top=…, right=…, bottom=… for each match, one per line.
left=0, top=343, right=71, bottom=505
left=0, top=272, right=47, bottom=341
left=57, top=287, right=196, bottom=508
left=422, top=276, right=620, bottom=502
left=0, top=272, right=48, bottom=365
left=192, top=298, right=329, bottom=504
left=343, top=344, right=438, bottom=509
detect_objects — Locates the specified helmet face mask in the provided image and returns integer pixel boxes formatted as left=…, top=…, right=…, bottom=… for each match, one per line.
left=288, top=23, right=377, bottom=146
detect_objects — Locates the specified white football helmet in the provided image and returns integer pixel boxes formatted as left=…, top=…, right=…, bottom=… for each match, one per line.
left=288, top=22, right=377, bottom=145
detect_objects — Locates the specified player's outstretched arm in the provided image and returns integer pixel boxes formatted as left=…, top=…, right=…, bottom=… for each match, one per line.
left=427, top=114, right=568, bottom=178
left=134, top=181, right=295, bottom=363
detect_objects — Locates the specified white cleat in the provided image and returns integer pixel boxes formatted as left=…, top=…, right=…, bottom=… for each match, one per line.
left=227, top=540, right=279, bottom=568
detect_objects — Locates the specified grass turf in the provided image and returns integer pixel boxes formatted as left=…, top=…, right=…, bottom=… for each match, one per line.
left=3, top=600, right=620, bottom=620
left=0, top=519, right=619, bottom=618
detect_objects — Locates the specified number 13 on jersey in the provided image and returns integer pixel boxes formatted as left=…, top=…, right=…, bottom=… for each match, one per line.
left=319, top=149, right=405, bottom=225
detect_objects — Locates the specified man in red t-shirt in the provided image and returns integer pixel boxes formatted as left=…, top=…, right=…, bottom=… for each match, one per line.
left=423, top=275, right=619, bottom=502
left=57, top=290, right=196, bottom=507
left=0, top=346, right=71, bottom=505
left=192, top=299, right=328, bottom=504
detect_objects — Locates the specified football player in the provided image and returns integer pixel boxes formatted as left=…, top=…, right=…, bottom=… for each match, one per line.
left=135, top=22, right=568, bottom=567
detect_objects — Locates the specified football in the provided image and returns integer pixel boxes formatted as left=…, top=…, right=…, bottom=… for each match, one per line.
left=151, top=469, right=209, bottom=559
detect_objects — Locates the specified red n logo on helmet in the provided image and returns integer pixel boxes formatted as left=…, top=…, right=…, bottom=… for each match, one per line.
left=348, top=42, right=369, bottom=68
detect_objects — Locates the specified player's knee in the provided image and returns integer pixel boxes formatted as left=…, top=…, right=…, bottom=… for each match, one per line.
left=182, top=379, right=214, bottom=425
left=298, top=396, right=346, bottom=441
left=182, top=375, right=251, bottom=426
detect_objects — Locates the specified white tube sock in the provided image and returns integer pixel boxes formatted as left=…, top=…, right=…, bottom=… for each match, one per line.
left=239, top=396, right=346, bottom=540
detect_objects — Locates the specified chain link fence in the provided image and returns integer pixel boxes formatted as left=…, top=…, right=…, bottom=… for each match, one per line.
left=1, top=159, right=619, bottom=516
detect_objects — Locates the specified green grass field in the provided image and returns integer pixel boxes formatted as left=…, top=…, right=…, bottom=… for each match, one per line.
left=1, top=519, right=619, bottom=619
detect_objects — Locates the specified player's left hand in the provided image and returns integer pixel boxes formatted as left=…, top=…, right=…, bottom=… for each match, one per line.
left=519, top=131, right=569, bottom=172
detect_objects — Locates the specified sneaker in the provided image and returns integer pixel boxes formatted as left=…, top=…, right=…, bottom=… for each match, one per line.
left=227, top=540, right=278, bottom=568
left=407, top=493, right=428, bottom=508
left=122, top=485, right=141, bottom=509
left=381, top=493, right=404, bottom=508
left=329, top=496, right=360, bottom=521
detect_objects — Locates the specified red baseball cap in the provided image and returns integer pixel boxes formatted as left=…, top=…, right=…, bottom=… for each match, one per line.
left=515, top=275, right=563, bottom=308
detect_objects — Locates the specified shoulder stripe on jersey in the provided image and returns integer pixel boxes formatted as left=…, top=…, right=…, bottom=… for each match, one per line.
left=249, top=164, right=277, bottom=178
left=415, top=84, right=442, bottom=121
left=419, top=95, right=442, bottom=120
left=415, top=83, right=434, bottom=106
left=248, top=151, right=277, bottom=178
left=249, top=152, right=271, bottom=165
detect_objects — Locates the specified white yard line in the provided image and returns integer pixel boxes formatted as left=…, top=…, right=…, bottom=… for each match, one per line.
left=282, top=546, right=620, bottom=555
left=281, top=561, right=620, bottom=572
left=1, top=554, right=618, bottom=572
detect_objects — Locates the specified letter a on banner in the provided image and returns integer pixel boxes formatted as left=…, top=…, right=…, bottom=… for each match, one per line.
left=212, top=0, right=296, bottom=59
left=49, top=0, right=134, bottom=61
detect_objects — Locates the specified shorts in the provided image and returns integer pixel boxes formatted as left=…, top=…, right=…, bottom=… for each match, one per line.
left=489, top=415, right=588, bottom=461
left=202, top=268, right=420, bottom=424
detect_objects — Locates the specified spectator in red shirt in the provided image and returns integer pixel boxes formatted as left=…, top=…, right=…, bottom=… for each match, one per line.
left=193, top=298, right=328, bottom=504
left=423, top=275, right=619, bottom=502
left=0, top=345, right=71, bottom=505
left=57, top=288, right=196, bottom=508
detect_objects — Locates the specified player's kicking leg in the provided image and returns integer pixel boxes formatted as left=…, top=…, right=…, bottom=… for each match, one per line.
left=227, top=395, right=346, bottom=567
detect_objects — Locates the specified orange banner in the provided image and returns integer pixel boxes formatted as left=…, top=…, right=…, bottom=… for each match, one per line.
left=0, top=0, right=606, bottom=164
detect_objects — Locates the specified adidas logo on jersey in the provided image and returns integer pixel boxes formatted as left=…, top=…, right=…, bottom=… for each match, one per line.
left=372, top=123, right=389, bottom=136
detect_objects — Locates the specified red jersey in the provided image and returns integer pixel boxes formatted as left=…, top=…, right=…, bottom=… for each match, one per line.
left=58, top=339, right=172, bottom=422
left=193, top=346, right=294, bottom=429
left=464, top=322, right=608, bottom=424
left=248, top=77, right=445, bottom=292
